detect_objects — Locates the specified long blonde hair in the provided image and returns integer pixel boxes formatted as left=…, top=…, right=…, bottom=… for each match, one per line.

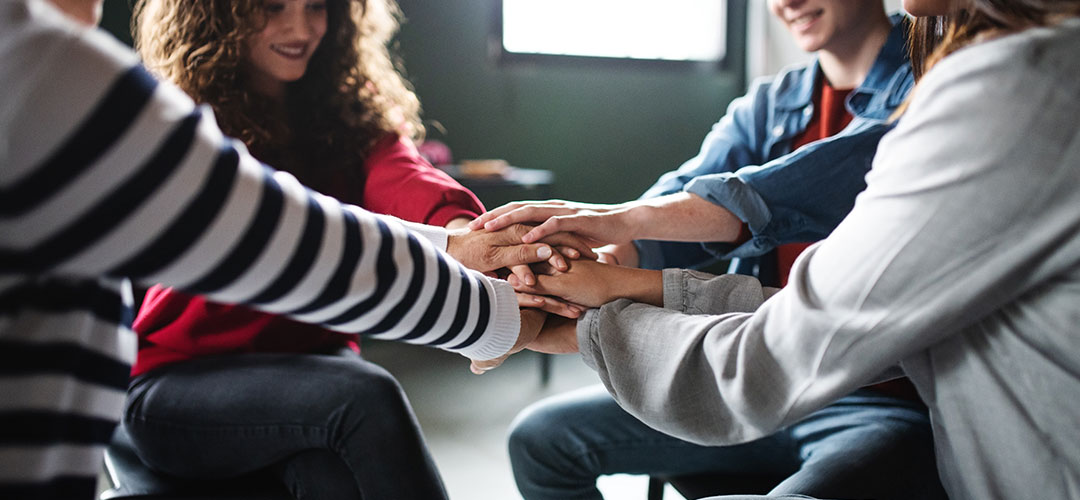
left=133, top=0, right=423, bottom=196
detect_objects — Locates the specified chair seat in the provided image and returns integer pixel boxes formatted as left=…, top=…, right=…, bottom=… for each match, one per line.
left=101, top=424, right=292, bottom=500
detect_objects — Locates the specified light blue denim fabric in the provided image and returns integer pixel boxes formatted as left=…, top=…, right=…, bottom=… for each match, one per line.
left=635, top=14, right=913, bottom=274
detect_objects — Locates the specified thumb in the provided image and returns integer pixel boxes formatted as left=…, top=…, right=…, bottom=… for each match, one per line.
left=487, top=243, right=553, bottom=269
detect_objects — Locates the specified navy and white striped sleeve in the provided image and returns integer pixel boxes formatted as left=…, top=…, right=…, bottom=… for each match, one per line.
left=0, top=6, right=519, bottom=361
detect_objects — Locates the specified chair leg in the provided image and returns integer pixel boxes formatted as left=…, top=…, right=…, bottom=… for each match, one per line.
left=647, top=476, right=666, bottom=500
left=539, top=353, right=552, bottom=386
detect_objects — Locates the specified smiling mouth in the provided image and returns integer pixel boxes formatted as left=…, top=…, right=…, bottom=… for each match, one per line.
left=270, top=43, right=308, bottom=59
left=788, top=9, right=823, bottom=27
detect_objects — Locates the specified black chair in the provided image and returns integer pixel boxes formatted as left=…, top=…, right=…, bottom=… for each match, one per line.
left=100, top=424, right=291, bottom=500
left=647, top=472, right=780, bottom=500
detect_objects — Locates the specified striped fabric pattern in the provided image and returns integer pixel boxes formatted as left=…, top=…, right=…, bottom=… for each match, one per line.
left=0, top=1, right=518, bottom=498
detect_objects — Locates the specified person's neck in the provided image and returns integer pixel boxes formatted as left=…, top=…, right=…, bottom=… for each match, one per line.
left=245, top=68, right=287, bottom=102
left=48, top=0, right=102, bottom=25
left=250, top=80, right=286, bottom=103
left=818, top=15, right=892, bottom=89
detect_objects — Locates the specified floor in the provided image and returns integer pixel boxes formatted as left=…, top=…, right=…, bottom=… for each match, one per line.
left=362, top=339, right=683, bottom=500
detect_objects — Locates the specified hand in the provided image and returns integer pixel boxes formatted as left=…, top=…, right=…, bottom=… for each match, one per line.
left=446, top=223, right=597, bottom=275
left=527, top=315, right=579, bottom=355
left=505, top=244, right=588, bottom=290
left=470, top=308, right=547, bottom=374
left=513, top=259, right=664, bottom=308
left=516, top=290, right=584, bottom=319
left=468, top=200, right=638, bottom=247
left=595, top=243, right=640, bottom=268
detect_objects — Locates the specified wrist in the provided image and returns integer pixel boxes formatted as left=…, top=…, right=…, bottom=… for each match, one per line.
left=613, top=243, right=640, bottom=268
left=622, top=202, right=655, bottom=239
left=624, top=268, right=664, bottom=306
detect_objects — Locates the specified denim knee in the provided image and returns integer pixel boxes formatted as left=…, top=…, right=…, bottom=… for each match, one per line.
left=508, top=401, right=556, bottom=466
left=512, top=399, right=586, bottom=466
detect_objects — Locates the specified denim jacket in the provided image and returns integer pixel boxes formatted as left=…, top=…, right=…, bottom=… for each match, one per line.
left=635, top=14, right=913, bottom=277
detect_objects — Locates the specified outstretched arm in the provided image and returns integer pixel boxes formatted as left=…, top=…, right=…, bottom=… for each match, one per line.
left=470, top=193, right=744, bottom=248
left=511, top=259, right=663, bottom=309
left=0, top=16, right=538, bottom=361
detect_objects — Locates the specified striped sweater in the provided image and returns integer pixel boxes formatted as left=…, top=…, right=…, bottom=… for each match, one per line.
left=0, top=1, right=518, bottom=498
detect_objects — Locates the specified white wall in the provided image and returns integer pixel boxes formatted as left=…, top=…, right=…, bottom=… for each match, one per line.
left=745, top=0, right=905, bottom=80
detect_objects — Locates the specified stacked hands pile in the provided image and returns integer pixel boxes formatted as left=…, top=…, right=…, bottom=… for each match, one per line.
left=464, top=200, right=663, bottom=374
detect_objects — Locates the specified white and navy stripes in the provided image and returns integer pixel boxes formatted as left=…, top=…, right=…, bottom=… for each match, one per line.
left=0, top=1, right=518, bottom=498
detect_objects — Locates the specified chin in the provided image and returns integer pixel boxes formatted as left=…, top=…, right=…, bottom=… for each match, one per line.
left=793, top=37, right=824, bottom=53
left=902, top=0, right=952, bottom=16
left=275, top=72, right=306, bottom=83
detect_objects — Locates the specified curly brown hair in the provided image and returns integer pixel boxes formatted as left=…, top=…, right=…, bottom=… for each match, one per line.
left=133, top=0, right=423, bottom=196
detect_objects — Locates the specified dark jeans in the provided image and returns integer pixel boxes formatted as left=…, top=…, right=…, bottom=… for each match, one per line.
left=508, top=385, right=947, bottom=500
left=123, top=351, right=448, bottom=500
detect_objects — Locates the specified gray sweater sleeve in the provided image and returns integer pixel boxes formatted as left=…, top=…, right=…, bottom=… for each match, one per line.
left=577, top=270, right=792, bottom=445
left=575, top=23, right=1080, bottom=460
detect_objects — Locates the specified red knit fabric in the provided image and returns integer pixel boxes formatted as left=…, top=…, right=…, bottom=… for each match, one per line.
left=131, top=135, right=484, bottom=377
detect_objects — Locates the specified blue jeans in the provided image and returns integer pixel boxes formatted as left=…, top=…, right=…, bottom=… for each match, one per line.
left=508, top=385, right=946, bottom=500
left=123, top=350, right=448, bottom=500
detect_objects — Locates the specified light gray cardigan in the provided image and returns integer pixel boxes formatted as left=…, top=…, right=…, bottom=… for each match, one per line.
left=579, top=19, right=1080, bottom=500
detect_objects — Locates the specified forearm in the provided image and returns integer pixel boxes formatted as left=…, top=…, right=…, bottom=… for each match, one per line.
left=610, top=266, right=663, bottom=307
left=444, top=217, right=471, bottom=229
left=626, top=192, right=743, bottom=243
left=576, top=269, right=858, bottom=447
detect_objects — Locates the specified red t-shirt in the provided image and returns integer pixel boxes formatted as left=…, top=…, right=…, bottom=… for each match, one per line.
left=131, top=135, right=484, bottom=377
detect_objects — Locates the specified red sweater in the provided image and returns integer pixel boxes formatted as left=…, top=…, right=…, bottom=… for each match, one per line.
left=131, top=135, right=484, bottom=376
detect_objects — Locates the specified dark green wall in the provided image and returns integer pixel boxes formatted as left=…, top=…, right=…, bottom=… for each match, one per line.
left=100, top=0, right=747, bottom=206
left=393, top=0, right=746, bottom=205
left=100, top=0, right=132, bottom=46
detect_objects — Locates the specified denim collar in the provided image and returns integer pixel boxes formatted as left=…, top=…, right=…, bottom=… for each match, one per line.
left=774, top=13, right=911, bottom=112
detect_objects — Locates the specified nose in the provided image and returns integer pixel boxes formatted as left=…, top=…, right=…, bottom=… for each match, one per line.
left=282, top=6, right=317, bottom=39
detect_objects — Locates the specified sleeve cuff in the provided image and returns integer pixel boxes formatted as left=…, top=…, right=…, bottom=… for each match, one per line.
left=453, top=277, right=520, bottom=360
left=577, top=309, right=603, bottom=372
left=662, top=268, right=690, bottom=312
left=391, top=217, right=449, bottom=251
left=685, top=174, right=778, bottom=259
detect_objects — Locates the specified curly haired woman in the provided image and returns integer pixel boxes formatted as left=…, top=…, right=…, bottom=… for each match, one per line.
left=121, top=1, right=478, bottom=498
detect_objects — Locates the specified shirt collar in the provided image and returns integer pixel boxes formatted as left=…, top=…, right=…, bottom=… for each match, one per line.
left=774, top=13, right=911, bottom=111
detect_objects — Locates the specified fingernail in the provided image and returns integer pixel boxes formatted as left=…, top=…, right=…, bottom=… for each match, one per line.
left=537, top=246, right=552, bottom=259
left=533, top=296, right=544, bottom=303
left=525, top=275, right=536, bottom=286
left=566, top=249, right=580, bottom=258
left=508, top=275, right=520, bottom=287
left=556, top=258, right=566, bottom=269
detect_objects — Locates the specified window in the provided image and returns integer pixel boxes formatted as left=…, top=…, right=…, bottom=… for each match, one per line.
left=497, top=0, right=728, bottom=66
